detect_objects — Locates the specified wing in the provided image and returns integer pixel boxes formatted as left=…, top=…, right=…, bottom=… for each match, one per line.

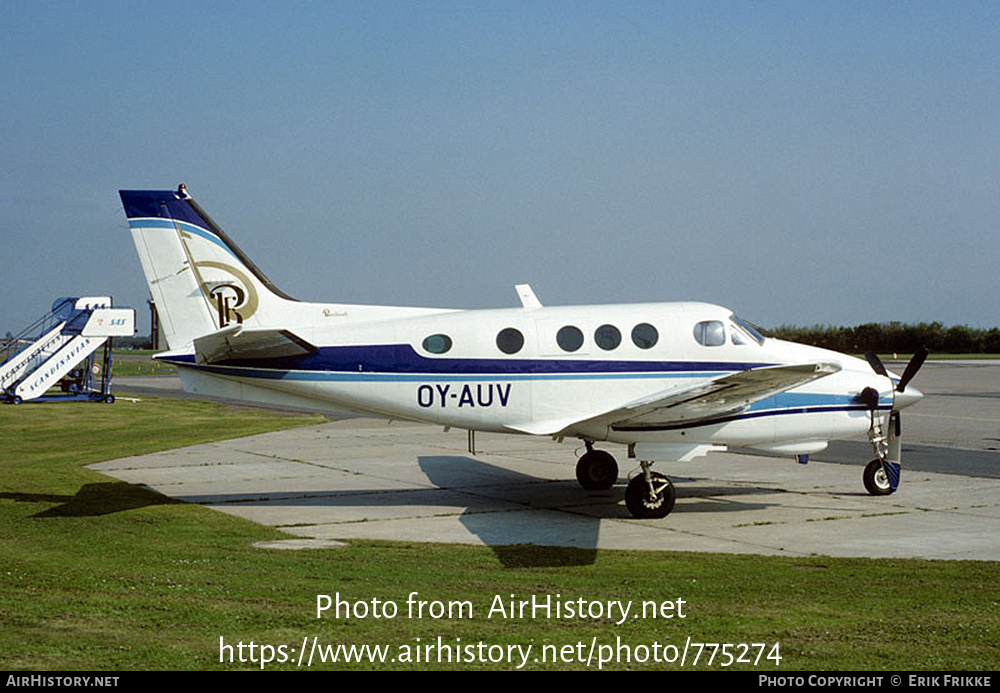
left=193, top=325, right=317, bottom=364
left=604, top=361, right=840, bottom=431
left=505, top=362, right=840, bottom=436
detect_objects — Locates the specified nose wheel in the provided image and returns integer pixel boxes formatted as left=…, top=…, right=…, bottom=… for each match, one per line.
left=863, top=459, right=896, bottom=496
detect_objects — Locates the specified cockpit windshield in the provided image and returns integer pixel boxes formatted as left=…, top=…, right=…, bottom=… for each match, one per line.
left=730, top=314, right=765, bottom=346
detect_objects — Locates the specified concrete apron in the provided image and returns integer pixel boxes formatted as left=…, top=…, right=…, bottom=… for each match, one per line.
left=88, top=418, right=1000, bottom=561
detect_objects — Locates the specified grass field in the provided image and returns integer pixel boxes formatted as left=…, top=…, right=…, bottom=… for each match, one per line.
left=109, top=357, right=176, bottom=377
left=1, top=397, right=997, bottom=670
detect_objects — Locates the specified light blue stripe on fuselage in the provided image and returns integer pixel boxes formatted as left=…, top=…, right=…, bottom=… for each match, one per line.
left=165, top=359, right=892, bottom=413
left=167, top=359, right=731, bottom=383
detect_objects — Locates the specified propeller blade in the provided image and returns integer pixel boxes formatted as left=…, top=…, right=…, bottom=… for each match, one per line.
left=897, top=347, right=928, bottom=393
left=865, top=351, right=889, bottom=377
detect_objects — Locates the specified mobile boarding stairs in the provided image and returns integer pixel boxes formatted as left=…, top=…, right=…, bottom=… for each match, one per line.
left=1, top=297, right=135, bottom=404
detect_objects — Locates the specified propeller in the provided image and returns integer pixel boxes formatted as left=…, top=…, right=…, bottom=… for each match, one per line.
left=862, top=347, right=929, bottom=433
left=896, top=348, right=928, bottom=393
left=865, top=347, right=928, bottom=398
left=864, top=351, right=888, bottom=378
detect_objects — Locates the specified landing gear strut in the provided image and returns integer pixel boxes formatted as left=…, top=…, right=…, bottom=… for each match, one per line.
left=864, top=405, right=899, bottom=496
left=625, top=461, right=676, bottom=519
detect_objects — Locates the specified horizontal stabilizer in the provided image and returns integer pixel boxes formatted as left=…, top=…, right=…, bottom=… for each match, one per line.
left=193, top=326, right=317, bottom=364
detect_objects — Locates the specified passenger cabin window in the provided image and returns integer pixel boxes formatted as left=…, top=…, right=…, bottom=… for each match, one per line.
left=693, top=321, right=726, bottom=347
left=496, top=327, right=525, bottom=355
left=556, top=325, right=584, bottom=352
left=594, top=324, right=621, bottom=351
left=631, top=323, right=658, bottom=349
left=422, top=334, right=453, bottom=354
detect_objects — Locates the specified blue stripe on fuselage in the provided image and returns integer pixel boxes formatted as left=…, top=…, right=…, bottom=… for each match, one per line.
left=160, top=343, right=773, bottom=379
left=161, top=344, right=885, bottom=427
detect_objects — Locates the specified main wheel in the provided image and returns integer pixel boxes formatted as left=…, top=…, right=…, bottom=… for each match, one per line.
left=625, top=472, right=676, bottom=518
left=576, top=449, right=619, bottom=490
left=863, top=459, right=895, bottom=496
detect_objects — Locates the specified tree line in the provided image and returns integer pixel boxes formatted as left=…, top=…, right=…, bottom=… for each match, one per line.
left=764, top=322, right=1000, bottom=355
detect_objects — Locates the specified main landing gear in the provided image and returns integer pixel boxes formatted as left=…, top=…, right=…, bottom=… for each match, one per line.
left=625, top=462, right=676, bottom=519
left=575, top=442, right=619, bottom=490
left=575, top=444, right=676, bottom=519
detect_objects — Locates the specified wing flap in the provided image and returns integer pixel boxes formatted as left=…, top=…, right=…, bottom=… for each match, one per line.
left=193, top=325, right=317, bottom=364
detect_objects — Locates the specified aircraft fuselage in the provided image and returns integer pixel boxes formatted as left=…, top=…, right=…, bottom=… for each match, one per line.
left=160, top=300, right=895, bottom=453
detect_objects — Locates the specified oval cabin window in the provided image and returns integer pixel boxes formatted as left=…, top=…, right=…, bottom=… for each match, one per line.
left=422, top=334, right=453, bottom=354
left=496, top=327, right=525, bottom=355
left=631, top=323, right=659, bottom=349
left=556, top=325, right=584, bottom=352
left=594, top=324, right=621, bottom=351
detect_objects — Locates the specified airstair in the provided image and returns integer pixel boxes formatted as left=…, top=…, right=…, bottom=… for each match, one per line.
left=1, top=297, right=135, bottom=404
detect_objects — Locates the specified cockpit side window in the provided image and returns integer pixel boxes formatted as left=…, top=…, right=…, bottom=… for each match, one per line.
left=693, top=320, right=726, bottom=347
left=730, top=314, right=765, bottom=345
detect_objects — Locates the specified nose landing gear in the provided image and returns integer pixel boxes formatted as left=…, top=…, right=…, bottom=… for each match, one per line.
left=864, top=405, right=900, bottom=496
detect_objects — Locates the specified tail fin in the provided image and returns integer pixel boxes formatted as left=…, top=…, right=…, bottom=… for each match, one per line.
left=119, top=185, right=298, bottom=350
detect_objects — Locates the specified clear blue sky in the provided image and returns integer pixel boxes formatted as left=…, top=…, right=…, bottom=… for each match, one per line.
left=2, top=1, right=998, bottom=336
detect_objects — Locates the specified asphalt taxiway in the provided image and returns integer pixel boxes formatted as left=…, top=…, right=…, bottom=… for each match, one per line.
left=96, top=361, right=1000, bottom=562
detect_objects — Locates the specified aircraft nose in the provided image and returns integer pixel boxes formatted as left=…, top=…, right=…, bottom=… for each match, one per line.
left=895, top=384, right=923, bottom=410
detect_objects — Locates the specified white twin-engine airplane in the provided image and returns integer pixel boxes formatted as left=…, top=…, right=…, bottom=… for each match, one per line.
left=119, top=185, right=926, bottom=519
